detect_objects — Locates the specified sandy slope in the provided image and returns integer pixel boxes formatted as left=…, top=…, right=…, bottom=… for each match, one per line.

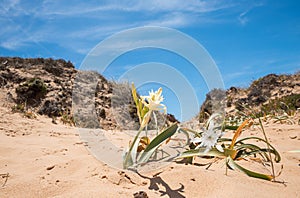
left=0, top=96, right=299, bottom=197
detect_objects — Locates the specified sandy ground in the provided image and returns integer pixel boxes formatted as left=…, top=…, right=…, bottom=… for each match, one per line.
left=0, top=97, right=300, bottom=197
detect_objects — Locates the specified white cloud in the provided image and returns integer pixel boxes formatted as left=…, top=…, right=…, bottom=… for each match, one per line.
left=0, top=0, right=20, bottom=14
left=37, top=0, right=234, bottom=16
left=237, top=2, right=265, bottom=25
left=127, top=0, right=235, bottom=13
left=0, top=0, right=261, bottom=54
left=145, top=12, right=191, bottom=27
left=0, top=39, right=22, bottom=50
left=238, top=10, right=249, bottom=25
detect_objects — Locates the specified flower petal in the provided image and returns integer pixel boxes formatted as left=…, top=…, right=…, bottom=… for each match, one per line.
left=216, top=144, right=224, bottom=152
left=141, top=111, right=152, bottom=128
left=192, top=137, right=202, bottom=144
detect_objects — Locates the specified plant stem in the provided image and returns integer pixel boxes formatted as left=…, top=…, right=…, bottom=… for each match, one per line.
left=153, top=111, right=158, bottom=159
left=123, top=126, right=144, bottom=169
left=153, top=111, right=158, bottom=135
left=259, top=118, right=275, bottom=180
left=225, top=158, right=228, bottom=176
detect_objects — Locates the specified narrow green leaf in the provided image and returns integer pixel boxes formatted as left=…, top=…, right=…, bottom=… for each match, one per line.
left=224, top=125, right=239, bottom=130
left=227, top=156, right=273, bottom=181
left=224, top=148, right=238, bottom=159
left=138, top=124, right=178, bottom=163
left=176, top=147, right=225, bottom=159
left=178, top=127, right=200, bottom=137
left=218, top=138, right=233, bottom=142
left=131, top=83, right=139, bottom=106
left=123, top=128, right=143, bottom=169
left=235, top=137, right=281, bottom=162
left=176, top=128, right=191, bottom=145
left=131, top=83, right=142, bottom=124
left=141, top=106, right=149, bottom=120
left=234, top=143, right=269, bottom=160
left=123, top=150, right=133, bottom=169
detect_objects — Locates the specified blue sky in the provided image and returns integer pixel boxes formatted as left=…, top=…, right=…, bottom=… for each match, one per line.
left=1, top=0, right=299, bottom=121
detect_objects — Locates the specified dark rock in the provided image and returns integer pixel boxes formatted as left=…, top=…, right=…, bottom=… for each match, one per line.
left=97, top=108, right=106, bottom=119
left=0, top=75, right=7, bottom=87
left=38, top=100, right=62, bottom=116
left=229, top=86, right=238, bottom=93
left=133, top=191, right=148, bottom=198
left=167, top=113, right=180, bottom=123
left=16, top=78, right=47, bottom=106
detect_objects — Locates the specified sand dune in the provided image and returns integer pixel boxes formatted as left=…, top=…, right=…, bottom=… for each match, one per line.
left=1, top=92, right=299, bottom=198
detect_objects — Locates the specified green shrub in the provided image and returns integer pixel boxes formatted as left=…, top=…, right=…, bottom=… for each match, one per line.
left=16, top=78, right=47, bottom=106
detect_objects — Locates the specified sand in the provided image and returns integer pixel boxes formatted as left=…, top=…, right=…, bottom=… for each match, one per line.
left=0, top=96, right=299, bottom=197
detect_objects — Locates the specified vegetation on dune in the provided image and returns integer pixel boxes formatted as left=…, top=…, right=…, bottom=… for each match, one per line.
left=16, top=77, right=47, bottom=106
left=0, top=57, right=298, bottom=182
left=124, top=84, right=284, bottom=182
left=177, top=116, right=282, bottom=181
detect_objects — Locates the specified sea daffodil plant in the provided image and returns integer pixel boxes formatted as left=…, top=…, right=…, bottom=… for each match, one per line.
left=177, top=115, right=281, bottom=181
left=123, top=84, right=178, bottom=169
left=124, top=85, right=281, bottom=182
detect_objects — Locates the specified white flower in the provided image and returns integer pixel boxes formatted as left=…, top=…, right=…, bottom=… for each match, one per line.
left=138, top=87, right=167, bottom=128
left=215, top=144, right=224, bottom=152
left=192, top=120, right=224, bottom=153
left=192, top=137, right=202, bottom=144
left=140, top=88, right=166, bottom=113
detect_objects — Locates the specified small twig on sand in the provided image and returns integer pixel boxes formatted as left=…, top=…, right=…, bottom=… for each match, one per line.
left=1, top=173, right=9, bottom=187
left=272, top=180, right=288, bottom=187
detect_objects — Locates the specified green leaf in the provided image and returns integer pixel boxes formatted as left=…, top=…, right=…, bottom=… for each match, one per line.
left=224, top=125, right=239, bottom=130
left=176, top=147, right=225, bottom=159
left=123, top=150, right=134, bottom=169
left=131, top=82, right=149, bottom=127
left=224, top=148, right=238, bottom=159
left=141, top=106, right=149, bottom=121
left=138, top=124, right=178, bottom=163
left=235, top=137, right=281, bottom=162
left=131, top=83, right=139, bottom=106
left=123, top=128, right=143, bottom=169
left=226, top=156, right=273, bottom=181
left=131, top=83, right=142, bottom=124
left=176, top=128, right=191, bottom=145
left=218, top=138, right=233, bottom=142
left=233, top=143, right=270, bottom=160
left=178, top=127, right=200, bottom=137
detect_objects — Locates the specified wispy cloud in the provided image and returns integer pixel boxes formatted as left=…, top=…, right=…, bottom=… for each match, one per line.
left=237, top=1, right=265, bottom=25
left=223, top=70, right=251, bottom=82
left=0, top=0, right=20, bottom=15
left=146, top=13, right=188, bottom=27
left=37, top=0, right=235, bottom=16
left=238, top=10, right=249, bottom=25
left=0, top=0, right=264, bottom=55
